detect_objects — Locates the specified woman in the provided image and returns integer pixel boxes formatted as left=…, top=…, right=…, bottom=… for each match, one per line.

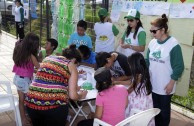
left=117, top=9, right=146, bottom=57
left=25, top=44, right=88, bottom=126
left=94, top=8, right=119, bottom=53
left=14, top=0, right=24, bottom=39
left=147, top=14, right=184, bottom=126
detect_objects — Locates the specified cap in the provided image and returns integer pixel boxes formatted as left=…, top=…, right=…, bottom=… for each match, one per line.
left=98, top=8, right=108, bottom=17
left=94, top=67, right=112, bottom=83
left=124, top=9, right=140, bottom=19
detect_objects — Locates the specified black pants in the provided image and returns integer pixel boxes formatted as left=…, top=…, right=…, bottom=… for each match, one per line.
left=26, top=105, right=68, bottom=126
left=152, top=92, right=173, bottom=126
left=77, top=119, right=94, bottom=126
left=15, top=21, right=24, bottom=39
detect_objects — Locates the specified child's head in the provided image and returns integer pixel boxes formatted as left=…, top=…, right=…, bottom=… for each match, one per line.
left=98, top=8, right=108, bottom=23
left=78, top=45, right=91, bottom=60
left=13, top=32, right=39, bottom=66
left=62, top=44, right=82, bottom=64
left=95, top=52, right=114, bottom=69
left=94, top=67, right=112, bottom=92
left=45, top=38, right=58, bottom=52
left=77, top=20, right=87, bottom=36
left=127, top=52, right=152, bottom=95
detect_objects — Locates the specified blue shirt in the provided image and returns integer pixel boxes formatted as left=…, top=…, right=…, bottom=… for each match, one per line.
left=82, top=52, right=96, bottom=64
left=68, top=32, right=92, bottom=49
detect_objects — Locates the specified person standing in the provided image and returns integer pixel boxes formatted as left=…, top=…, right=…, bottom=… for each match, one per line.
left=117, top=9, right=146, bottom=57
left=94, top=8, right=119, bottom=53
left=14, top=0, right=24, bottom=40
left=147, top=14, right=184, bottom=126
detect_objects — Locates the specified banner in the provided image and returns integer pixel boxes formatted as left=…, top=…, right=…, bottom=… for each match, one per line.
left=30, top=0, right=37, bottom=18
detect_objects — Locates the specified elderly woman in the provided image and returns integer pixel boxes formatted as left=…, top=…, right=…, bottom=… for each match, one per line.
left=25, top=44, right=87, bottom=126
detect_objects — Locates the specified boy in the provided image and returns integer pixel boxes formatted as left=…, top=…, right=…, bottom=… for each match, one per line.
left=68, top=20, right=92, bottom=49
left=38, top=38, right=58, bottom=62
left=78, top=45, right=96, bottom=68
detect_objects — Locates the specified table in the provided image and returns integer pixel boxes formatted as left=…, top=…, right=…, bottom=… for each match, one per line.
left=69, top=65, right=98, bottom=126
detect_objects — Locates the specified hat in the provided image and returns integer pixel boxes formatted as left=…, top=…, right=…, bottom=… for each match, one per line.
left=124, top=9, right=140, bottom=19
left=98, top=8, right=108, bottom=17
left=94, top=67, right=112, bottom=83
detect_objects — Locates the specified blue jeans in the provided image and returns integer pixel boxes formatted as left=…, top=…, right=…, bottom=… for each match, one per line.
left=152, top=92, right=173, bottom=126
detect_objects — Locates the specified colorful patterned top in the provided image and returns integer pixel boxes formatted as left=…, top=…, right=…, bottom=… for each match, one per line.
left=25, top=56, right=71, bottom=110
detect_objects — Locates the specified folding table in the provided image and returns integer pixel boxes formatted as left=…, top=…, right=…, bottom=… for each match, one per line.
left=69, top=65, right=97, bottom=126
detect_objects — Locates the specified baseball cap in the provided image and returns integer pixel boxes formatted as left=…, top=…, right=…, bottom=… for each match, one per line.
left=98, top=8, right=108, bottom=17
left=124, top=9, right=140, bottom=19
left=94, top=67, right=112, bottom=83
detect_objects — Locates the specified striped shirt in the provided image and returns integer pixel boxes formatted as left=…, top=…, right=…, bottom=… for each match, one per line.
left=25, top=56, right=71, bottom=110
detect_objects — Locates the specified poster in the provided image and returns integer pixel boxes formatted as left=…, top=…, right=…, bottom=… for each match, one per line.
left=30, top=0, right=37, bottom=18
left=110, top=0, right=123, bottom=22
left=23, top=4, right=29, bottom=19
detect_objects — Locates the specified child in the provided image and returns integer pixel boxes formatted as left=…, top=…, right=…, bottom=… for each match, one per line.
left=78, top=67, right=128, bottom=126
left=94, top=8, right=119, bottom=53
left=68, top=20, right=92, bottom=49
left=78, top=45, right=96, bottom=68
left=117, top=9, right=146, bottom=57
left=12, top=32, right=40, bottom=126
left=38, top=38, right=58, bottom=62
left=126, top=52, right=154, bottom=126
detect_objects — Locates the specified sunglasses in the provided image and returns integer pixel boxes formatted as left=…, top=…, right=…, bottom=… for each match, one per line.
left=127, top=19, right=134, bottom=22
left=150, top=28, right=162, bottom=34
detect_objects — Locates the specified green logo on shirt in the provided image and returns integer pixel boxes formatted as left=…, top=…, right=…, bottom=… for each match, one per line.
left=125, top=38, right=131, bottom=44
left=152, top=50, right=161, bottom=59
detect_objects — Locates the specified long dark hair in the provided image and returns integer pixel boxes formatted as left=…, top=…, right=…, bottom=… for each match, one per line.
left=62, top=44, right=81, bottom=63
left=99, top=15, right=106, bottom=23
left=127, top=52, right=152, bottom=95
left=13, top=32, right=39, bottom=67
left=126, top=18, right=143, bottom=39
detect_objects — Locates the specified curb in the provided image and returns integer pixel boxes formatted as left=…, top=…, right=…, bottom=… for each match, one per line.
left=171, top=103, right=194, bottom=120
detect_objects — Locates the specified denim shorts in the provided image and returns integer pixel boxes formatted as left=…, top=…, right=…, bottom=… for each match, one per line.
left=13, top=75, right=32, bottom=93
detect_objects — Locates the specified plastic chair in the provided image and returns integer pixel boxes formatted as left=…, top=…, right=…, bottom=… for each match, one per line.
left=0, top=81, right=22, bottom=126
left=93, top=118, right=112, bottom=126
left=116, top=108, right=160, bottom=126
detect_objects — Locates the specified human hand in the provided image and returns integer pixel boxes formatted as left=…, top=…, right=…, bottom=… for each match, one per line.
left=79, top=90, right=88, bottom=99
left=164, top=80, right=175, bottom=95
left=121, top=44, right=130, bottom=49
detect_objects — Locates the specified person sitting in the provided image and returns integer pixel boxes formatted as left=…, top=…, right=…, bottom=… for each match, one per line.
left=38, top=38, right=58, bottom=62
left=77, top=67, right=128, bottom=126
left=78, top=45, right=96, bottom=68
left=95, top=51, right=131, bottom=85
left=68, top=20, right=92, bottom=49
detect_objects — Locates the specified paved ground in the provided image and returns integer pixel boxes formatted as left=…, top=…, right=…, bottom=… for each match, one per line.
left=0, top=32, right=194, bottom=126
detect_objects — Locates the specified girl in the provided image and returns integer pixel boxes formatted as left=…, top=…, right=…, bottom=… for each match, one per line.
left=13, top=32, right=40, bottom=126
left=14, top=0, right=24, bottom=40
left=94, top=8, right=119, bottom=53
left=147, top=14, right=184, bottom=126
left=117, top=9, right=146, bottom=57
left=78, top=67, right=128, bottom=126
left=126, top=52, right=154, bottom=126
left=25, top=44, right=87, bottom=126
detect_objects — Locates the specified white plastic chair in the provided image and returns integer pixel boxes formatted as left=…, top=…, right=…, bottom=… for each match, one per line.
left=93, top=118, right=112, bottom=126
left=93, top=108, right=160, bottom=126
left=116, top=108, right=160, bottom=126
left=0, top=81, right=22, bottom=126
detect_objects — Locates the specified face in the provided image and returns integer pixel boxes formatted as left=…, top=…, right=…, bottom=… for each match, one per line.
left=127, top=19, right=138, bottom=29
left=77, top=26, right=85, bottom=36
left=45, top=41, right=53, bottom=51
left=150, top=25, right=163, bottom=40
left=15, top=1, right=20, bottom=6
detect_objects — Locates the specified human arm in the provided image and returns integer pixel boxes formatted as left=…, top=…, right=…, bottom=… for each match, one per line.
left=38, top=51, right=43, bottom=62
left=31, top=54, right=40, bottom=69
left=20, top=8, right=24, bottom=22
left=112, top=24, right=119, bottom=36
left=79, top=62, right=96, bottom=68
left=121, top=31, right=146, bottom=52
left=145, top=48, right=150, bottom=67
left=165, top=44, right=184, bottom=94
left=68, top=62, right=87, bottom=101
left=94, top=105, right=103, bottom=119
